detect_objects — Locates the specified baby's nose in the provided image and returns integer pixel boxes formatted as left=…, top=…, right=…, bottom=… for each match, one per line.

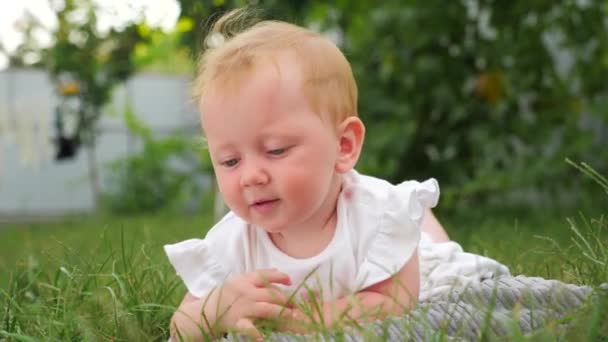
left=239, top=162, right=270, bottom=187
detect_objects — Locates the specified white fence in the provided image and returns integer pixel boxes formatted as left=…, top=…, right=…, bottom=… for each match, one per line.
left=0, top=68, right=201, bottom=217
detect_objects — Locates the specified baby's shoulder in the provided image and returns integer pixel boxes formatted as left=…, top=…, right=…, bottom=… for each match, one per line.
left=345, top=171, right=395, bottom=202
left=342, top=170, right=439, bottom=233
left=346, top=170, right=439, bottom=207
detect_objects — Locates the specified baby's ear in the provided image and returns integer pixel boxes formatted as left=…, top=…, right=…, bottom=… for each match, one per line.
left=335, top=116, right=365, bottom=173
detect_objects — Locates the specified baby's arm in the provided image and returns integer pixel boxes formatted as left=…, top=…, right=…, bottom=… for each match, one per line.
left=170, top=269, right=293, bottom=341
left=421, top=208, right=450, bottom=242
left=282, top=249, right=420, bottom=332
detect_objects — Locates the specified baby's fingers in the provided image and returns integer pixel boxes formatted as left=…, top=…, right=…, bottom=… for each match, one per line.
left=253, top=287, right=290, bottom=306
left=251, top=302, right=293, bottom=321
left=251, top=269, right=292, bottom=287
left=234, top=318, right=262, bottom=341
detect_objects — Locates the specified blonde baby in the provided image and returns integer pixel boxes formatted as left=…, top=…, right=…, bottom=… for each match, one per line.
left=164, top=8, right=503, bottom=341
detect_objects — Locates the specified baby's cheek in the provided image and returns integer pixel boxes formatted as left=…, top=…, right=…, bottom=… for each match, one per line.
left=288, top=171, right=321, bottom=200
left=219, top=181, right=244, bottom=211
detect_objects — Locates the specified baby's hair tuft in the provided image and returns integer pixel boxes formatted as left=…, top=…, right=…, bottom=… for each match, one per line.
left=203, top=8, right=261, bottom=49
left=193, top=7, right=358, bottom=128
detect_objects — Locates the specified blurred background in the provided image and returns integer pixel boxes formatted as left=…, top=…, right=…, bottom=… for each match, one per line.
left=1, top=3, right=607, bottom=339
left=1, top=0, right=607, bottom=219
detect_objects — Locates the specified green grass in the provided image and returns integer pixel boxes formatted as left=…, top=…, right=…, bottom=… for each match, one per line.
left=0, top=201, right=606, bottom=340
left=0, top=214, right=213, bottom=341
left=0, top=214, right=214, bottom=287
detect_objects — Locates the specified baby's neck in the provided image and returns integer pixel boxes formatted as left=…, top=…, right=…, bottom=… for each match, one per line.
left=269, top=209, right=337, bottom=258
left=268, top=177, right=342, bottom=259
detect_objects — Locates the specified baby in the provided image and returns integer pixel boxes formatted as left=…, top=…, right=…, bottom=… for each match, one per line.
left=165, top=9, right=507, bottom=341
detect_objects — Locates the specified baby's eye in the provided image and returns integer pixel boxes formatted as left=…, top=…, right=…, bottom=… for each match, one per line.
left=221, top=158, right=239, bottom=167
left=267, top=148, right=287, bottom=156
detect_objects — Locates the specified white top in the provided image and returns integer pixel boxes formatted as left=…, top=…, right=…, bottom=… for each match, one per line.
left=165, top=170, right=511, bottom=302
left=164, top=170, right=439, bottom=301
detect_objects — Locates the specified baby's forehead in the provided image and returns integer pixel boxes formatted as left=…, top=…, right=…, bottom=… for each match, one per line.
left=201, top=51, right=340, bottom=129
left=203, top=55, right=304, bottom=105
left=232, top=51, right=305, bottom=89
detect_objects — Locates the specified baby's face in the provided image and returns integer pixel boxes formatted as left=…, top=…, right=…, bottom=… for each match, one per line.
left=200, top=55, right=341, bottom=233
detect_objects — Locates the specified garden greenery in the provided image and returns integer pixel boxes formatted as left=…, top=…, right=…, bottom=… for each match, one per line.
left=102, top=107, right=211, bottom=215
left=9, top=1, right=607, bottom=209
left=176, top=0, right=608, bottom=207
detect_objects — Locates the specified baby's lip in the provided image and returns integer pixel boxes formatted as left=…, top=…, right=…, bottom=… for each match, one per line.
left=250, top=199, right=281, bottom=214
left=251, top=198, right=280, bottom=206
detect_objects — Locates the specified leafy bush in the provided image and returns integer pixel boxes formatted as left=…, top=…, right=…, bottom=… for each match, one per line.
left=176, top=1, right=608, bottom=208
left=331, top=1, right=608, bottom=206
left=102, top=108, right=211, bottom=214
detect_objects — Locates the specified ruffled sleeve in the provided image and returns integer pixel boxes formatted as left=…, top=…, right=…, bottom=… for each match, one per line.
left=354, top=177, right=440, bottom=290
left=164, top=213, right=247, bottom=298
left=164, top=239, right=227, bottom=298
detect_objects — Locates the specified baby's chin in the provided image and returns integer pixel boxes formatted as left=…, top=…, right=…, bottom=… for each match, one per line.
left=256, top=223, right=288, bottom=234
left=244, top=212, right=290, bottom=233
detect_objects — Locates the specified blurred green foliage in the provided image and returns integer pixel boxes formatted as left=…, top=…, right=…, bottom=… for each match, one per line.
left=11, top=0, right=608, bottom=209
left=176, top=0, right=608, bottom=207
left=131, top=17, right=195, bottom=74
left=102, top=107, right=212, bottom=214
left=336, top=1, right=608, bottom=207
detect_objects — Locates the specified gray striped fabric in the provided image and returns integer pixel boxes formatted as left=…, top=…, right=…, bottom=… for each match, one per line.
left=223, top=275, right=599, bottom=341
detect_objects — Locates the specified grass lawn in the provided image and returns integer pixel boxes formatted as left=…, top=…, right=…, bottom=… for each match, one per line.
left=0, top=204, right=606, bottom=340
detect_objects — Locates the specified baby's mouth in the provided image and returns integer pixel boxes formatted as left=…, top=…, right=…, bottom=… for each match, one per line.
left=252, top=199, right=279, bottom=206
left=251, top=199, right=280, bottom=212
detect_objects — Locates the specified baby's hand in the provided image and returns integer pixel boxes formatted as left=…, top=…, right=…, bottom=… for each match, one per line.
left=208, top=268, right=293, bottom=339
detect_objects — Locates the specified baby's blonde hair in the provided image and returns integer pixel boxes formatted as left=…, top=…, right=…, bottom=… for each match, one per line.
left=193, top=9, right=358, bottom=127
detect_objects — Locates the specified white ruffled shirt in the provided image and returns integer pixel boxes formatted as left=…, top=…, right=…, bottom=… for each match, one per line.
left=165, top=170, right=509, bottom=302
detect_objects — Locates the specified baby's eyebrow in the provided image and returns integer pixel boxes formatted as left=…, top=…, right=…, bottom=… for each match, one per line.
left=259, top=131, right=299, bottom=141
left=208, top=142, right=237, bottom=154
left=260, top=137, right=299, bottom=148
left=261, top=135, right=290, bottom=143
